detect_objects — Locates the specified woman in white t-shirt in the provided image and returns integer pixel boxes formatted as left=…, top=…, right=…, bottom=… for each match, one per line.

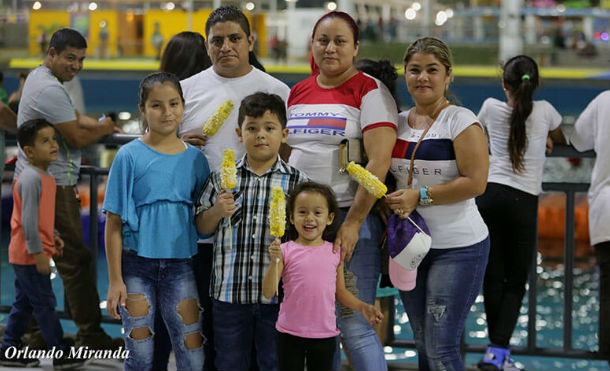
left=385, top=37, right=490, bottom=371
left=286, top=11, right=398, bottom=371
left=475, top=55, right=565, bottom=371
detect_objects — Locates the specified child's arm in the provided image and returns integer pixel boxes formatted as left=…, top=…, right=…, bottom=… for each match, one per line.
left=105, top=212, right=126, bottom=319
left=262, top=240, right=284, bottom=299
left=19, top=169, right=49, bottom=272
left=196, top=189, right=235, bottom=234
left=335, top=263, right=383, bottom=326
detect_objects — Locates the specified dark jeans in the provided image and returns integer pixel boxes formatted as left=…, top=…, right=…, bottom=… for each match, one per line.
left=52, top=186, right=112, bottom=347
left=477, top=182, right=539, bottom=347
left=596, top=241, right=610, bottom=361
left=400, top=237, right=490, bottom=371
left=2, top=264, right=65, bottom=350
left=212, top=299, right=279, bottom=371
left=277, top=332, right=336, bottom=371
left=151, top=242, right=215, bottom=371
left=194, top=243, right=216, bottom=371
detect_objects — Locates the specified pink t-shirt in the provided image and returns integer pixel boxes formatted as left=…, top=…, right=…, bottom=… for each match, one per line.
left=276, top=241, right=341, bottom=338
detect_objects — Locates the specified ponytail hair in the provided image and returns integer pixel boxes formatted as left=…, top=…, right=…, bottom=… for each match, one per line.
left=502, top=55, right=539, bottom=173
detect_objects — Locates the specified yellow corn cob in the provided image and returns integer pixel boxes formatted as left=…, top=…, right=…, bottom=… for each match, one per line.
left=346, top=161, right=387, bottom=199
left=220, top=149, right=237, bottom=189
left=269, top=186, right=286, bottom=238
left=202, top=100, right=234, bottom=136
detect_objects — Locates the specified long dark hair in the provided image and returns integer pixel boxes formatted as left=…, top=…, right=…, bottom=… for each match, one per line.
left=159, top=31, right=211, bottom=80
left=355, top=58, right=400, bottom=110
left=503, top=55, right=539, bottom=173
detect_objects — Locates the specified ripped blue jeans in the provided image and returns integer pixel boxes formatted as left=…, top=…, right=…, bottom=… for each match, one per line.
left=119, top=249, right=204, bottom=371
left=399, top=237, right=489, bottom=371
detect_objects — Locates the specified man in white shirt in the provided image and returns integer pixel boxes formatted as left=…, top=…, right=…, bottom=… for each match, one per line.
left=177, top=6, right=289, bottom=370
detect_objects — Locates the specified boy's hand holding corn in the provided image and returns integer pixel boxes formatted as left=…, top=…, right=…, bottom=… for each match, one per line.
left=213, top=190, right=235, bottom=218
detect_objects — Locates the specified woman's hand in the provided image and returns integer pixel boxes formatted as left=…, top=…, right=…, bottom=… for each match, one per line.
left=385, top=188, right=420, bottom=219
left=214, top=189, right=236, bottom=218
left=334, top=220, right=362, bottom=262
left=107, top=280, right=127, bottom=320
left=268, top=239, right=283, bottom=264
left=181, top=131, right=208, bottom=148
left=360, top=303, right=384, bottom=326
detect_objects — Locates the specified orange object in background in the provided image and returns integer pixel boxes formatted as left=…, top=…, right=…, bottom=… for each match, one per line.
left=76, top=185, right=105, bottom=210
left=537, top=193, right=591, bottom=258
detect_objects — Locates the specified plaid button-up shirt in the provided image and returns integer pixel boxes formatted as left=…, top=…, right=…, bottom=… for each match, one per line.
left=197, top=155, right=308, bottom=304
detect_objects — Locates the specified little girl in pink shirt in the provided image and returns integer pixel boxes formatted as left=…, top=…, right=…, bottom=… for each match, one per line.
left=262, top=181, right=383, bottom=371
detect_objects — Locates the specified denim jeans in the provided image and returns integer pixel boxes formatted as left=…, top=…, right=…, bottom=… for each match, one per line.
left=151, top=243, right=215, bottom=371
left=400, top=237, right=490, bottom=371
left=332, top=209, right=386, bottom=371
left=2, top=264, right=65, bottom=349
left=119, top=250, right=204, bottom=371
left=212, top=299, right=279, bottom=371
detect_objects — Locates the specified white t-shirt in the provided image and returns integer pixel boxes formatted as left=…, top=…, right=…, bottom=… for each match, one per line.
left=286, top=72, right=398, bottom=206
left=389, top=105, right=488, bottom=249
left=478, top=98, right=562, bottom=195
left=179, top=66, right=290, bottom=171
left=570, top=90, right=610, bottom=246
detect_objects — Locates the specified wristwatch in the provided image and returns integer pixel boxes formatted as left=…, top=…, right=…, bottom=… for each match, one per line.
left=419, top=186, right=433, bottom=206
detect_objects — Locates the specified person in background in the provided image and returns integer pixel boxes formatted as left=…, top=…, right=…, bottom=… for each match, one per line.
left=386, top=37, right=489, bottom=371
left=8, top=71, right=27, bottom=113
left=14, top=27, right=120, bottom=351
left=160, top=31, right=212, bottom=80
left=570, top=90, right=610, bottom=366
left=476, top=55, right=565, bottom=371
left=354, top=58, right=401, bottom=347
left=286, top=11, right=398, bottom=371
left=179, top=7, right=290, bottom=370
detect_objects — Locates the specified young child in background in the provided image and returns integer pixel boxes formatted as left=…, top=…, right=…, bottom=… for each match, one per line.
left=262, top=181, right=383, bottom=371
left=476, top=55, right=565, bottom=371
left=196, top=92, right=308, bottom=371
left=104, top=72, right=209, bottom=371
left=0, top=119, right=87, bottom=369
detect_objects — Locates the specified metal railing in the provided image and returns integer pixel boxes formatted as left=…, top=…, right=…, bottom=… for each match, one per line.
left=0, top=136, right=603, bottom=363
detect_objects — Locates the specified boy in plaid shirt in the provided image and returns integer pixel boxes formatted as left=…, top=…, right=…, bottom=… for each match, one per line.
left=196, top=92, right=307, bottom=370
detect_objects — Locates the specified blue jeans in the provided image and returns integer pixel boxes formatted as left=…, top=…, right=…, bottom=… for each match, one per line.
left=119, top=250, right=204, bottom=371
left=400, top=237, right=490, bottom=371
left=2, top=264, right=65, bottom=349
left=332, top=209, right=386, bottom=371
left=212, top=299, right=279, bottom=371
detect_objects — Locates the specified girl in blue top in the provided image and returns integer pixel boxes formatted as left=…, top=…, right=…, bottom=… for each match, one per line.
left=103, top=72, right=209, bottom=371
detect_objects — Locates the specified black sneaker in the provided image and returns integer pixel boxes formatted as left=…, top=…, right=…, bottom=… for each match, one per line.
left=53, top=354, right=90, bottom=370
left=0, top=346, right=41, bottom=368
